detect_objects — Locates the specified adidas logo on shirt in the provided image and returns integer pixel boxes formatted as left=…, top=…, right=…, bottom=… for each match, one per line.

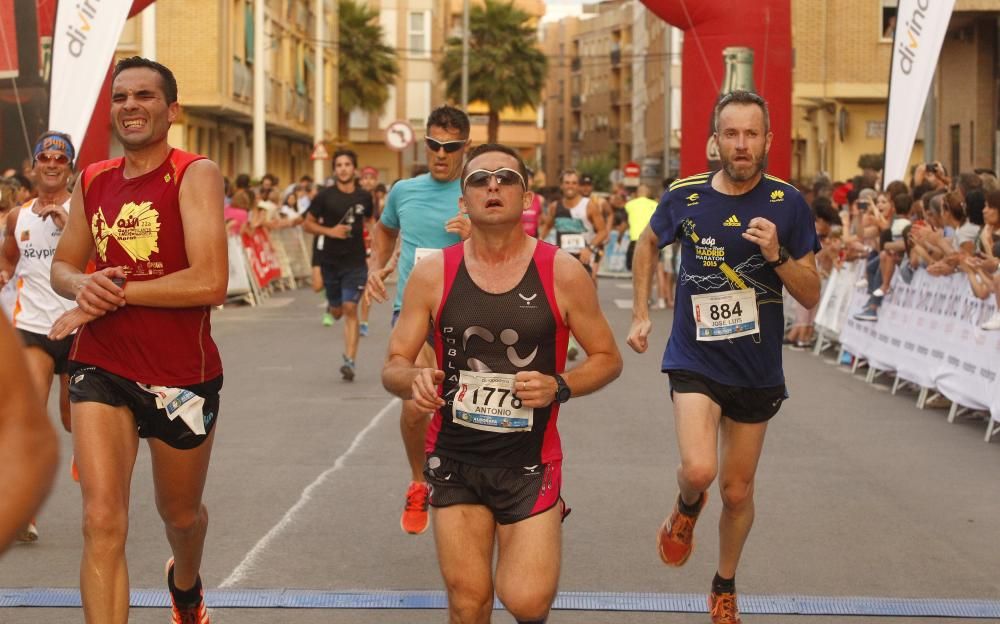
left=723, top=215, right=741, bottom=227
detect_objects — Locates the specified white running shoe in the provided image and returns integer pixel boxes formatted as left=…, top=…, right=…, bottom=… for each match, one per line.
left=981, top=312, right=1000, bottom=331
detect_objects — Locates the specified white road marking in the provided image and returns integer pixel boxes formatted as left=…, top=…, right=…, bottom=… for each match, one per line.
left=218, top=397, right=401, bottom=588
left=615, top=283, right=633, bottom=290
left=613, top=298, right=634, bottom=309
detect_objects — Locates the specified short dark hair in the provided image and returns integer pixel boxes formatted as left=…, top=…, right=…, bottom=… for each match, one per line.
left=813, top=197, right=842, bottom=226
left=884, top=179, right=909, bottom=199
left=426, top=105, right=470, bottom=138
left=113, top=56, right=178, bottom=104
left=892, top=193, right=913, bottom=216
left=235, top=174, right=251, bottom=189
left=332, top=149, right=358, bottom=168
left=462, top=143, right=528, bottom=186
left=713, top=90, right=770, bottom=134
left=966, top=189, right=986, bottom=226
left=559, top=168, right=580, bottom=184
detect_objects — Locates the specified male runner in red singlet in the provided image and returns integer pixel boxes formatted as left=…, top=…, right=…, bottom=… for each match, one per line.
left=50, top=56, right=227, bottom=624
left=383, top=143, right=622, bottom=624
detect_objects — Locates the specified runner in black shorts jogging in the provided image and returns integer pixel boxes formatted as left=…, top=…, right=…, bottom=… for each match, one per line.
left=383, top=143, right=621, bottom=624
left=628, top=91, right=820, bottom=624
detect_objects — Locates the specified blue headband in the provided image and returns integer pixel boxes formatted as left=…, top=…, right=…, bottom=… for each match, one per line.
left=33, top=134, right=75, bottom=164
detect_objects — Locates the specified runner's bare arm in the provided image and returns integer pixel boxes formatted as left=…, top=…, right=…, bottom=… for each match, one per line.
left=302, top=212, right=350, bottom=239
left=515, top=250, right=622, bottom=407
left=121, top=159, right=228, bottom=307
left=627, top=225, right=660, bottom=353
left=743, top=216, right=820, bottom=308
left=51, top=181, right=126, bottom=314
left=537, top=201, right=556, bottom=241
left=589, top=199, right=610, bottom=248
left=382, top=255, right=445, bottom=413
left=0, top=209, right=20, bottom=283
left=0, top=314, right=58, bottom=554
left=365, top=221, right=401, bottom=304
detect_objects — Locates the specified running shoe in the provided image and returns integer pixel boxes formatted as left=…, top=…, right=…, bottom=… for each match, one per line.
left=16, top=521, right=38, bottom=543
left=400, top=481, right=430, bottom=535
left=872, top=287, right=888, bottom=298
left=359, top=322, right=369, bottom=337
left=853, top=305, right=879, bottom=322
left=340, top=356, right=355, bottom=382
left=322, top=312, right=334, bottom=327
left=709, top=589, right=742, bottom=624
left=165, top=557, right=209, bottom=624
left=981, top=312, right=1000, bottom=331
left=657, top=493, right=705, bottom=566
left=71, top=455, right=79, bottom=482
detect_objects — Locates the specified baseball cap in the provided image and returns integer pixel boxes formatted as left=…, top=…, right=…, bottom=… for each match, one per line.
left=580, top=174, right=593, bottom=185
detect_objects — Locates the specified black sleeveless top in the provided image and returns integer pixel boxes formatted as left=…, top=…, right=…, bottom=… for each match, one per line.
left=427, top=241, right=569, bottom=467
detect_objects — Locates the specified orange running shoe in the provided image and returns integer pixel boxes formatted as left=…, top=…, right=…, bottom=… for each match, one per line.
left=656, top=493, right=705, bottom=566
left=400, top=481, right=430, bottom=535
left=709, top=590, right=742, bottom=624
left=71, top=455, right=79, bottom=483
left=165, top=557, right=209, bottom=624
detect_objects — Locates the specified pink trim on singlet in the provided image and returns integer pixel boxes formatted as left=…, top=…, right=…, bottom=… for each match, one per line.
left=533, top=241, right=570, bottom=464
left=425, top=243, right=466, bottom=454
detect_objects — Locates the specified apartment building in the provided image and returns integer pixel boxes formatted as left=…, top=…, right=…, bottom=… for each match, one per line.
left=116, top=0, right=338, bottom=185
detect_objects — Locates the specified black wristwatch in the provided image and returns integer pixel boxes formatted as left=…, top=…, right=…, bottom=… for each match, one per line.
left=766, top=246, right=790, bottom=269
left=553, top=374, right=571, bottom=404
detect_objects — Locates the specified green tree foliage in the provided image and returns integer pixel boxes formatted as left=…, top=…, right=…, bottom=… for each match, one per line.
left=578, top=152, right=617, bottom=192
left=439, top=0, right=547, bottom=143
left=338, top=0, right=399, bottom=138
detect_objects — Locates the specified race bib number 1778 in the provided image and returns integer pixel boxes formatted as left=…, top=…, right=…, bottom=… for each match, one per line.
left=454, top=370, right=533, bottom=433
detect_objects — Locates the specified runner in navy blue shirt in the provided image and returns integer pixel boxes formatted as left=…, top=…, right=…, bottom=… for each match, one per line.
left=627, top=91, right=820, bottom=624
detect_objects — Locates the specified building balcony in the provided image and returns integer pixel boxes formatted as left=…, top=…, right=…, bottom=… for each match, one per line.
left=610, top=127, right=620, bottom=141
left=571, top=94, right=581, bottom=109
left=610, top=48, right=621, bottom=66
left=572, top=130, right=584, bottom=143
left=571, top=56, right=581, bottom=72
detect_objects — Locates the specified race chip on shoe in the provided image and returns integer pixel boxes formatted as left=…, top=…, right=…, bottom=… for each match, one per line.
left=139, top=384, right=208, bottom=435
left=691, top=288, right=759, bottom=341
left=453, top=371, right=532, bottom=433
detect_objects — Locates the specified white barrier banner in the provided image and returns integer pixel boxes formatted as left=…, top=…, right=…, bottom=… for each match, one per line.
left=50, top=0, right=133, bottom=147
left=226, top=235, right=252, bottom=297
left=883, top=0, right=956, bottom=184
left=814, top=261, right=863, bottom=338
left=840, top=270, right=1000, bottom=421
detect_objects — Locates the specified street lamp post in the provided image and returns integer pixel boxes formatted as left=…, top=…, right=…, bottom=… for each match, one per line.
left=461, top=0, right=469, bottom=110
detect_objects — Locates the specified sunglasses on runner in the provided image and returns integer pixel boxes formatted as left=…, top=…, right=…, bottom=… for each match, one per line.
left=462, top=168, right=526, bottom=191
left=425, top=137, right=467, bottom=154
left=36, top=153, right=70, bottom=165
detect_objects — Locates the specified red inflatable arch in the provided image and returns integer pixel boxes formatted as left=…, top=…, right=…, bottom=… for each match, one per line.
left=640, top=1, right=792, bottom=181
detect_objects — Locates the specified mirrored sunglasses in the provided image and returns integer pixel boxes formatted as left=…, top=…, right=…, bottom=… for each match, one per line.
left=425, top=137, right=466, bottom=154
left=37, top=153, right=70, bottom=165
left=462, top=167, right=526, bottom=190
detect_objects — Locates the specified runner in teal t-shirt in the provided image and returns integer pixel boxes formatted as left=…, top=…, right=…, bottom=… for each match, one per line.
left=379, top=173, right=462, bottom=311
left=365, top=106, right=471, bottom=538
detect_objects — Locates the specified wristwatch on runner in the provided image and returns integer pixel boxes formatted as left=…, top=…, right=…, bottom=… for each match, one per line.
left=553, top=374, right=571, bottom=404
left=766, top=246, right=790, bottom=269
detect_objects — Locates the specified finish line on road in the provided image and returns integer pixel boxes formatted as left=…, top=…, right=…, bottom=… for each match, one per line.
left=2, top=589, right=999, bottom=618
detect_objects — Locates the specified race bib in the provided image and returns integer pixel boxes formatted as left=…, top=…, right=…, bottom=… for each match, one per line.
left=414, top=247, right=435, bottom=265
left=560, top=234, right=586, bottom=253
left=453, top=370, right=533, bottom=433
left=691, top=288, right=759, bottom=341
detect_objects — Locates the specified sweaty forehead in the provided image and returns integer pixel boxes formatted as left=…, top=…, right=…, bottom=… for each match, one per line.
left=427, top=125, right=465, bottom=142
left=112, top=68, right=164, bottom=96
left=717, top=103, right=765, bottom=132
left=467, top=151, right=518, bottom=173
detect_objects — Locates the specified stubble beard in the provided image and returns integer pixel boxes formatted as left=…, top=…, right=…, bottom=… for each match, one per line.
left=722, top=152, right=764, bottom=183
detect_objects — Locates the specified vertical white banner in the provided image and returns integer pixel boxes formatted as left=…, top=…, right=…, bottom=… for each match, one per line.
left=883, top=0, right=955, bottom=185
left=49, top=0, right=134, bottom=147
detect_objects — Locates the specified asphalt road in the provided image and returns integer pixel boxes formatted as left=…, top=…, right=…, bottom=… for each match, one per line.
left=1, top=278, right=998, bottom=623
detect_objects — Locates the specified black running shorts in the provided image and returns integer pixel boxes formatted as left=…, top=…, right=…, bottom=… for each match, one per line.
left=424, top=455, right=562, bottom=525
left=667, top=369, right=787, bottom=424
left=18, top=329, right=74, bottom=374
left=67, top=363, right=222, bottom=450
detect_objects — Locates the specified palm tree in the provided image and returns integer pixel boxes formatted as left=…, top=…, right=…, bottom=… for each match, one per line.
left=337, top=0, right=399, bottom=139
left=439, top=0, right=547, bottom=143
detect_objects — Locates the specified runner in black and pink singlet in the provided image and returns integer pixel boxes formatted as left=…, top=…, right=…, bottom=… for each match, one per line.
left=383, top=143, right=621, bottom=624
